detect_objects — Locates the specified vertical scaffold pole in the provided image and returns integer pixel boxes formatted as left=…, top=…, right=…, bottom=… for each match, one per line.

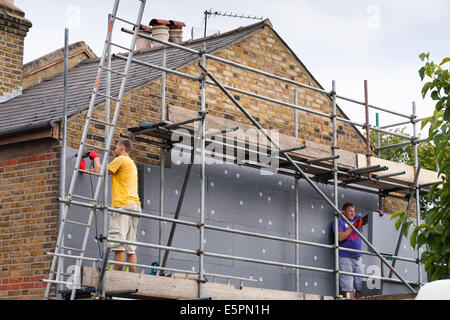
left=331, top=80, right=340, bottom=298
left=412, top=101, right=422, bottom=285
left=158, top=49, right=166, bottom=274
left=375, top=113, right=380, bottom=157
left=294, top=88, right=300, bottom=292
left=198, top=43, right=207, bottom=298
left=364, top=80, right=371, bottom=167
left=56, top=27, right=69, bottom=299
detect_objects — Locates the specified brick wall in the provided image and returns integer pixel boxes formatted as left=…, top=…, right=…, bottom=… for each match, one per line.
left=0, top=139, right=60, bottom=299
left=0, top=3, right=31, bottom=98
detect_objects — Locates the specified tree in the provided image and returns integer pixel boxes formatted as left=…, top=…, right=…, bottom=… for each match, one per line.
left=391, top=53, right=450, bottom=281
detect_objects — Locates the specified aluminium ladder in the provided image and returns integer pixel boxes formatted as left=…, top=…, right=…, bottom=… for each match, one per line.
left=43, top=0, right=147, bottom=300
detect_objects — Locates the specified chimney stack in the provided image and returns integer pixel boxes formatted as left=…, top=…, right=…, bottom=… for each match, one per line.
left=149, top=19, right=169, bottom=48
left=135, top=24, right=152, bottom=51
left=168, top=20, right=185, bottom=44
left=0, top=0, right=32, bottom=102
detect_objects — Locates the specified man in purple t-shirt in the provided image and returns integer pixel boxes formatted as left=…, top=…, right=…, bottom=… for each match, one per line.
left=333, top=202, right=367, bottom=299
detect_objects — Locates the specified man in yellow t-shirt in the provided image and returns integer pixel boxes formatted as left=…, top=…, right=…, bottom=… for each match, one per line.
left=90, top=138, right=141, bottom=272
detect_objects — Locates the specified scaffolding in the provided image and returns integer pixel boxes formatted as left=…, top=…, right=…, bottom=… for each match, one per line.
left=43, top=0, right=441, bottom=300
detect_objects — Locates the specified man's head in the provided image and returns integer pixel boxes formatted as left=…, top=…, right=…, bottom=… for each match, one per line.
left=115, top=138, right=133, bottom=157
left=342, top=202, right=355, bottom=220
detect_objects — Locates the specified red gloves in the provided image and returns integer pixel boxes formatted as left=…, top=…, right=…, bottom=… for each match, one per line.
left=79, top=158, right=86, bottom=170
left=353, top=218, right=363, bottom=229
left=87, top=151, right=98, bottom=160
left=374, top=210, right=384, bottom=217
left=79, top=150, right=98, bottom=172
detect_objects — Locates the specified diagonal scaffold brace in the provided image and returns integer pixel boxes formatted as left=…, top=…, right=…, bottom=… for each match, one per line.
left=198, top=62, right=417, bottom=294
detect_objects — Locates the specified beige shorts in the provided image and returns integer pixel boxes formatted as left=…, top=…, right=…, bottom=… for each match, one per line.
left=108, top=204, right=141, bottom=254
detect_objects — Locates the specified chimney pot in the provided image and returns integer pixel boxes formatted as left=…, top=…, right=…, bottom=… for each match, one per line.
left=149, top=19, right=170, bottom=47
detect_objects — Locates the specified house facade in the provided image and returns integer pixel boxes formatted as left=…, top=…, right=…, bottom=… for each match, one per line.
left=0, top=1, right=418, bottom=299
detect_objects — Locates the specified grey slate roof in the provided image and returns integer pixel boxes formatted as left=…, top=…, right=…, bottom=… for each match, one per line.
left=0, top=20, right=265, bottom=137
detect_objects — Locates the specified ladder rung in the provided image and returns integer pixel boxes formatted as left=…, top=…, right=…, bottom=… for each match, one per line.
left=109, top=41, right=133, bottom=52
left=70, top=194, right=96, bottom=202
left=65, top=219, right=90, bottom=228
left=103, top=67, right=126, bottom=77
left=89, top=117, right=114, bottom=127
left=47, top=252, right=101, bottom=263
left=96, top=92, right=121, bottom=101
left=60, top=245, right=84, bottom=253
left=112, top=15, right=140, bottom=27
left=83, top=143, right=109, bottom=152
left=77, top=168, right=102, bottom=177
left=41, top=279, right=78, bottom=287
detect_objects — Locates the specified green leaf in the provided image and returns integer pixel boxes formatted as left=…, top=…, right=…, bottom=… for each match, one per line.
left=390, top=211, right=404, bottom=220
left=439, top=57, right=450, bottom=66
left=419, top=52, right=430, bottom=62
left=436, top=98, right=445, bottom=111
left=395, top=218, right=403, bottom=231
left=444, top=108, right=450, bottom=121
left=419, top=67, right=426, bottom=81
left=421, top=116, right=432, bottom=129
left=431, top=90, right=440, bottom=100
left=410, top=228, right=419, bottom=249
left=434, top=224, right=445, bottom=235
left=422, top=82, right=432, bottom=98
left=402, top=221, right=411, bottom=237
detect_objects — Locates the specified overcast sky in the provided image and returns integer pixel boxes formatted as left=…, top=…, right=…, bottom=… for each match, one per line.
left=15, top=0, right=450, bottom=137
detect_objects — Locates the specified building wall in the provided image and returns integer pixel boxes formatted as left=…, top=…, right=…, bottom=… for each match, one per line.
left=0, top=139, right=59, bottom=299
left=0, top=24, right=412, bottom=299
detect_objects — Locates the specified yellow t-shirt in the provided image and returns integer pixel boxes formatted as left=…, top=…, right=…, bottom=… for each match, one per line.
left=108, top=155, right=141, bottom=208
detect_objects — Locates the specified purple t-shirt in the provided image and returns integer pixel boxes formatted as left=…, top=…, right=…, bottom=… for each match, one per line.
left=333, top=216, right=363, bottom=258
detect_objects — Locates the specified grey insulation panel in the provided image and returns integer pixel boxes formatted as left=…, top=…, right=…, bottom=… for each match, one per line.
left=61, top=147, right=425, bottom=297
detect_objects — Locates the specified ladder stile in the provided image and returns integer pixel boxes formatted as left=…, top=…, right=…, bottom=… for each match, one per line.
left=44, top=0, right=147, bottom=300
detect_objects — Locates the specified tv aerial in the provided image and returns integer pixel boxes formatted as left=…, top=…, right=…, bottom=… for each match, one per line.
left=203, top=9, right=264, bottom=37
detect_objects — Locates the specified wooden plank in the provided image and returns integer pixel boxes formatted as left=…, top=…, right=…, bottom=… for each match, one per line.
left=357, top=154, right=441, bottom=188
left=356, top=293, right=416, bottom=300
left=82, top=267, right=322, bottom=300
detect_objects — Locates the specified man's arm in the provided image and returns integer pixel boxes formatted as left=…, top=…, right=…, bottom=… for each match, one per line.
left=338, top=218, right=364, bottom=241
left=92, top=157, right=101, bottom=174
left=338, top=227, right=353, bottom=242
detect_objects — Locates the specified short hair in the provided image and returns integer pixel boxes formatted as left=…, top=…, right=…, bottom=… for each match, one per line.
left=342, top=202, right=355, bottom=211
left=118, top=138, right=133, bottom=154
